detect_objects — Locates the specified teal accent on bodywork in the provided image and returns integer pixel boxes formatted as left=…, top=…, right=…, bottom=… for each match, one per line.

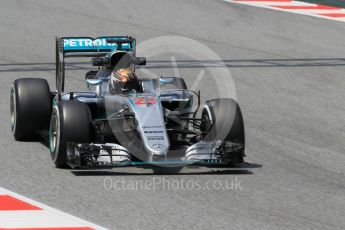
left=185, top=96, right=193, bottom=110
left=86, top=79, right=103, bottom=85
left=159, top=78, right=174, bottom=85
left=97, top=111, right=108, bottom=120
left=117, top=159, right=225, bottom=166
left=52, top=97, right=57, bottom=106
left=128, top=98, right=136, bottom=112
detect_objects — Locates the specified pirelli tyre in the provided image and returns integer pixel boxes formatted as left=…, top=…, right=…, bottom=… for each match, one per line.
left=10, top=78, right=52, bottom=140
left=50, top=100, right=93, bottom=168
left=200, top=98, right=245, bottom=164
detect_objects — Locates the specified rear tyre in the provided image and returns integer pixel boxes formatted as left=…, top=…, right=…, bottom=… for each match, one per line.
left=200, top=98, right=245, bottom=164
left=50, top=100, right=93, bottom=168
left=10, top=78, right=51, bottom=140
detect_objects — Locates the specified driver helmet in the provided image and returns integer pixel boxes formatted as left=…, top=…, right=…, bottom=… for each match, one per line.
left=108, top=52, right=139, bottom=94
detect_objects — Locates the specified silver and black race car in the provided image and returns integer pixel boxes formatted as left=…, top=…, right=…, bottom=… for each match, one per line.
left=10, top=36, right=245, bottom=172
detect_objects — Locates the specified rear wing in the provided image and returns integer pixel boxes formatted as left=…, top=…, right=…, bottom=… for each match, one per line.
left=55, top=36, right=136, bottom=93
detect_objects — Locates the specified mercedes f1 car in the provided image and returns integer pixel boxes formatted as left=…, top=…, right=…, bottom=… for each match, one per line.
left=10, top=36, right=245, bottom=171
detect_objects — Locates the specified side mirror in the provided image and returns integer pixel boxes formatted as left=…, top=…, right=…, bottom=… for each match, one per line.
left=134, top=57, right=146, bottom=65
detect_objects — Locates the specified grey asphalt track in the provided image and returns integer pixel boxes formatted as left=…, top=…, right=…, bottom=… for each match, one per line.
left=0, top=0, right=345, bottom=229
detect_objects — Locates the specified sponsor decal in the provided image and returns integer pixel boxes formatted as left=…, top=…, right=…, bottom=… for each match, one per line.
left=147, top=136, right=164, bottom=141
left=133, top=97, right=157, bottom=105
left=63, top=38, right=131, bottom=51
left=144, top=130, right=164, bottom=134
left=142, top=125, right=163, bottom=129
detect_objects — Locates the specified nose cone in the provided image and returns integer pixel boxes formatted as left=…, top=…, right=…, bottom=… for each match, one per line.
left=149, top=144, right=168, bottom=162
left=127, top=96, right=170, bottom=162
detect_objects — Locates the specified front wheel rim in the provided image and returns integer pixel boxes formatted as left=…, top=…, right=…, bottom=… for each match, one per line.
left=49, top=112, right=59, bottom=154
left=200, top=106, right=213, bottom=133
left=10, top=88, right=16, bottom=132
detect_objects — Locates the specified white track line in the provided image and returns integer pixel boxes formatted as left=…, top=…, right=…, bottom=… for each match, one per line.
left=0, top=187, right=108, bottom=230
left=225, top=0, right=345, bottom=22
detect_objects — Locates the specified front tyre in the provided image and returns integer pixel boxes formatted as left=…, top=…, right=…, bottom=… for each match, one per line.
left=50, top=100, right=93, bottom=168
left=200, top=98, right=245, bottom=164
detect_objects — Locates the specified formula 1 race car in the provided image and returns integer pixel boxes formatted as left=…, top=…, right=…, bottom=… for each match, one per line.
left=10, top=36, right=245, bottom=171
